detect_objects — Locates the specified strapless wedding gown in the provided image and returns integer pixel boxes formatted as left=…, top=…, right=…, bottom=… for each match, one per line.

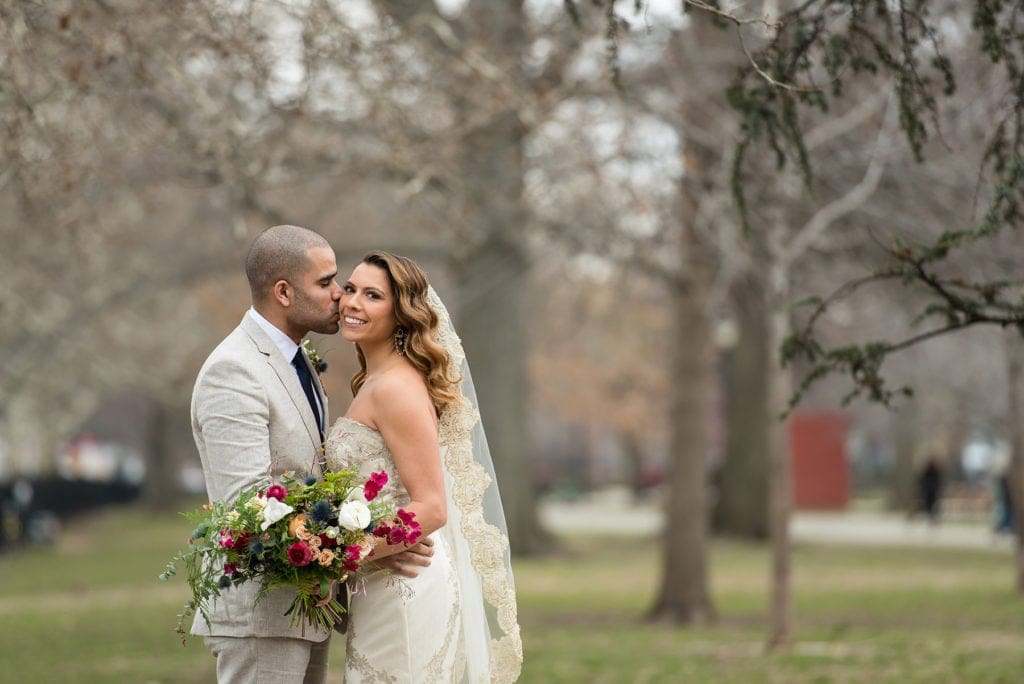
left=325, top=417, right=464, bottom=683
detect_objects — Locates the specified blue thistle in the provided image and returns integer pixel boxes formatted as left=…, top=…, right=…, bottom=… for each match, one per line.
left=310, top=499, right=334, bottom=526
left=248, top=539, right=265, bottom=557
left=304, top=474, right=318, bottom=486
left=218, top=575, right=232, bottom=589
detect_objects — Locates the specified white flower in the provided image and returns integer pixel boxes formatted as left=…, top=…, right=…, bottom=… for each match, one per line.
left=337, top=500, right=371, bottom=531
left=260, top=497, right=295, bottom=531
left=323, top=526, right=340, bottom=539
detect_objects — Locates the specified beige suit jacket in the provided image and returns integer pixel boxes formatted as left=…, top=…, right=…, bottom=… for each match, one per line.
left=190, top=313, right=330, bottom=642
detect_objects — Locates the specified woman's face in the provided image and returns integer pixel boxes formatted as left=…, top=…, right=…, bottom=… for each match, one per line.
left=339, top=262, right=398, bottom=346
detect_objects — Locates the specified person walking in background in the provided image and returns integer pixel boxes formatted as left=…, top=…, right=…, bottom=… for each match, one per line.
left=918, top=454, right=944, bottom=525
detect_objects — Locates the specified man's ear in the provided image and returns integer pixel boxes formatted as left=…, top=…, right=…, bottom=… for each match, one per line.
left=272, top=279, right=292, bottom=307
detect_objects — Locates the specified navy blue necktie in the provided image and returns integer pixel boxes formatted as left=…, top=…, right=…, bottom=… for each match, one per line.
left=291, top=349, right=323, bottom=440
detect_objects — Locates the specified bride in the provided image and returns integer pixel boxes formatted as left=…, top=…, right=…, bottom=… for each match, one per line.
left=323, top=251, right=522, bottom=683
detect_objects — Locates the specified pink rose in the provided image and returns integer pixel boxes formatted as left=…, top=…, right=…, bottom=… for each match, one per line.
left=286, top=541, right=314, bottom=567
left=266, top=484, right=288, bottom=501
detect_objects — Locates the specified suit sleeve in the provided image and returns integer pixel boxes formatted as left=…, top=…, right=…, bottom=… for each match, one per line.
left=194, top=357, right=273, bottom=505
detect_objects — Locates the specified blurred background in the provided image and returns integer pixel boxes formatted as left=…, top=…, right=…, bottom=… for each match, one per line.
left=3, top=1, right=1024, bottom=681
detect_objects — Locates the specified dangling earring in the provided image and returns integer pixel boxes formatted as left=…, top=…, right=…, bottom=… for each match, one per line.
left=394, top=327, right=407, bottom=355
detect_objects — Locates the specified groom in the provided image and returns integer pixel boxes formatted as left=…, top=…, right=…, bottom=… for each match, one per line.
left=191, top=225, right=343, bottom=682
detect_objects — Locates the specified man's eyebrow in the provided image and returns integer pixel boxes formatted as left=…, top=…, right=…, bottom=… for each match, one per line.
left=318, top=271, right=338, bottom=281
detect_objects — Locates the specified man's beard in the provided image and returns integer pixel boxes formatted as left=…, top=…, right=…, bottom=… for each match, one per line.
left=293, top=290, right=339, bottom=335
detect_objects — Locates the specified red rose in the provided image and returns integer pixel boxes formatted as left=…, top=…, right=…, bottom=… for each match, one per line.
left=318, top=533, right=337, bottom=548
left=286, top=541, right=314, bottom=567
left=266, top=484, right=288, bottom=501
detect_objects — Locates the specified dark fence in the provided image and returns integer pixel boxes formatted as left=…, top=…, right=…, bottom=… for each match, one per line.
left=0, top=478, right=140, bottom=550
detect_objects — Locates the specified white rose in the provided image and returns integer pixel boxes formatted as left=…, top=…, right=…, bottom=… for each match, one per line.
left=260, top=498, right=295, bottom=531
left=323, top=526, right=340, bottom=539
left=338, top=500, right=371, bottom=531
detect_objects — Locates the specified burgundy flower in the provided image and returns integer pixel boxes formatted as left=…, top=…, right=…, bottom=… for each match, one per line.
left=345, top=544, right=362, bottom=561
left=224, top=562, right=238, bottom=575
left=363, top=471, right=389, bottom=501
left=286, top=541, right=314, bottom=567
left=318, top=533, right=338, bottom=548
left=266, top=484, right=288, bottom=501
left=386, top=527, right=409, bottom=545
left=396, top=509, right=416, bottom=525
left=396, top=509, right=422, bottom=544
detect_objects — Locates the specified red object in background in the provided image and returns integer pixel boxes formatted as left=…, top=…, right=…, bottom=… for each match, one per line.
left=789, top=411, right=849, bottom=510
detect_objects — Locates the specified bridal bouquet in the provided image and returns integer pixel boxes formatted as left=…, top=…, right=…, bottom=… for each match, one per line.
left=160, top=467, right=420, bottom=641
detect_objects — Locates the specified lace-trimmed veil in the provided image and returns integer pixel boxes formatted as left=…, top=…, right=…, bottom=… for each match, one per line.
left=427, top=286, right=523, bottom=683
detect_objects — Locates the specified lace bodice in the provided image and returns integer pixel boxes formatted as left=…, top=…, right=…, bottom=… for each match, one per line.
left=324, top=417, right=409, bottom=506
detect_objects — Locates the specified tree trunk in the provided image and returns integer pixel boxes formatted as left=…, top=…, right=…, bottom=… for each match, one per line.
left=1005, top=331, right=1024, bottom=592
left=648, top=232, right=716, bottom=624
left=714, top=274, right=770, bottom=538
left=622, top=429, right=647, bottom=501
left=454, top=231, right=547, bottom=555
left=649, top=280, right=715, bottom=623
left=141, top=398, right=187, bottom=511
left=765, top=264, right=793, bottom=650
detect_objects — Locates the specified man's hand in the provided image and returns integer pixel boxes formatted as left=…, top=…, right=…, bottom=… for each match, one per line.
left=376, top=536, right=435, bottom=578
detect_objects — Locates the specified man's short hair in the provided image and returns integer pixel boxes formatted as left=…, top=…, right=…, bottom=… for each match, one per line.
left=245, top=225, right=330, bottom=301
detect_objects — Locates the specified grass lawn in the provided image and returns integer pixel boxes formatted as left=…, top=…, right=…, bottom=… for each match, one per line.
left=1, top=504, right=1023, bottom=682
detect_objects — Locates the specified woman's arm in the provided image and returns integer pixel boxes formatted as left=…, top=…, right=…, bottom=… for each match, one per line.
left=367, top=369, right=446, bottom=561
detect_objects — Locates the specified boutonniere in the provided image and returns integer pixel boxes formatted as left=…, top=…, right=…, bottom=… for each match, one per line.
left=302, top=339, right=328, bottom=375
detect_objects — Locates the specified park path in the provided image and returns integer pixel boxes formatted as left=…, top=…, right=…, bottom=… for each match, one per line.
left=540, top=497, right=1014, bottom=552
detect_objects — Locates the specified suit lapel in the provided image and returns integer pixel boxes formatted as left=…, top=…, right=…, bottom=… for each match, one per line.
left=241, top=316, right=322, bottom=450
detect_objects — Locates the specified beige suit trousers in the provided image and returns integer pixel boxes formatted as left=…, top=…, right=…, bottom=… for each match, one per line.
left=204, top=635, right=331, bottom=684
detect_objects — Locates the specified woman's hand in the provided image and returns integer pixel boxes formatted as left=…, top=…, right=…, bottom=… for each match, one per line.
left=375, top=536, right=435, bottom=578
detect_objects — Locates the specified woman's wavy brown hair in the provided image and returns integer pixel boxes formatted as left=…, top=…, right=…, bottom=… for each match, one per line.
left=350, top=251, right=459, bottom=414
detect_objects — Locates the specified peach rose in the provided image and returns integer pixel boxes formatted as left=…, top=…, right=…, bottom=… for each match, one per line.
left=289, top=514, right=309, bottom=538
left=317, top=549, right=335, bottom=566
